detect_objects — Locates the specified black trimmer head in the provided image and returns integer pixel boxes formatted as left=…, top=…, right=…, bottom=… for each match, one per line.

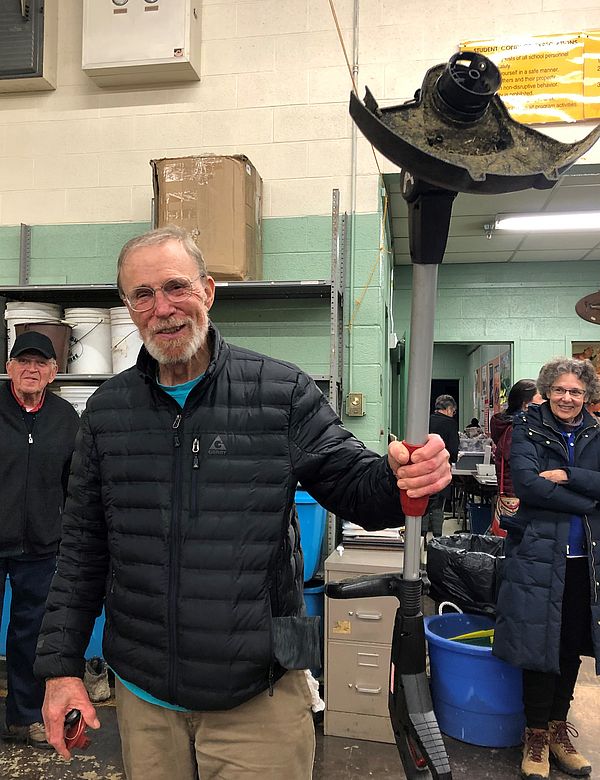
left=350, top=51, right=600, bottom=194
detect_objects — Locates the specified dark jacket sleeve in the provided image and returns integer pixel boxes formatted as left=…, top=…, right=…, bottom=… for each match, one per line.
left=510, top=419, right=597, bottom=515
left=288, top=373, right=404, bottom=531
left=34, top=412, right=109, bottom=681
left=564, top=466, right=600, bottom=501
left=429, top=413, right=459, bottom=463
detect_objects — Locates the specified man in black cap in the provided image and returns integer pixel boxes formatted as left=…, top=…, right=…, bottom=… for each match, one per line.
left=0, top=332, right=79, bottom=748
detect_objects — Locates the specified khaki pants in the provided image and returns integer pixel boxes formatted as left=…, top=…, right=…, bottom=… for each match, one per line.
left=115, top=671, right=315, bottom=780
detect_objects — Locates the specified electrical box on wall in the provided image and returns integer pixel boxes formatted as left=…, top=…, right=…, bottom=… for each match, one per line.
left=0, top=0, right=58, bottom=93
left=82, top=0, right=201, bottom=87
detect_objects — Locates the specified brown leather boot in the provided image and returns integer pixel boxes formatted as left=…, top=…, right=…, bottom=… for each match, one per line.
left=549, top=720, right=592, bottom=776
left=521, top=727, right=549, bottom=780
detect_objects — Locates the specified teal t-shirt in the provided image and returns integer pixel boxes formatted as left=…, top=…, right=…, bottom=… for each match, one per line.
left=117, top=372, right=204, bottom=710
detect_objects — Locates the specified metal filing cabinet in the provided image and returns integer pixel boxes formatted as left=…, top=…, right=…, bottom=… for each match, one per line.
left=324, top=547, right=404, bottom=743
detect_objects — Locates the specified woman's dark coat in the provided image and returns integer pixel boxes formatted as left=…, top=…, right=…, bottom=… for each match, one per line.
left=493, top=402, right=600, bottom=675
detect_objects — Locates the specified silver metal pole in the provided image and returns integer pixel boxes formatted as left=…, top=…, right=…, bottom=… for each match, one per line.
left=402, top=262, right=438, bottom=581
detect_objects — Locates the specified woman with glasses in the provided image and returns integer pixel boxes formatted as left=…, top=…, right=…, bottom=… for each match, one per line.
left=494, top=357, right=600, bottom=780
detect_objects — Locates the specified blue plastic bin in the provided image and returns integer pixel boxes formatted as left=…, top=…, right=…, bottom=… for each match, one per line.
left=296, top=489, right=327, bottom=582
left=0, top=576, right=105, bottom=659
left=424, top=612, right=525, bottom=747
left=303, top=579, right=324, bottom=676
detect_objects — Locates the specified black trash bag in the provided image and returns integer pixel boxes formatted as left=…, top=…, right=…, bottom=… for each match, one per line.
left=426, top=533, right=504, bottom=617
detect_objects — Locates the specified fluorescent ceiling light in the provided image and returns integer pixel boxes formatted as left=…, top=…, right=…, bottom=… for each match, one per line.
left=494, top=212, right=600, bottom=232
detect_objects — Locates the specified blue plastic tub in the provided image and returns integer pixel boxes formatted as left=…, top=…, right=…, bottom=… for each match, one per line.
left=303, top=579, right=324, bottom=676
left=424, top=613, right=525, bottom=747
left=296, top=489, right=327, bottom=582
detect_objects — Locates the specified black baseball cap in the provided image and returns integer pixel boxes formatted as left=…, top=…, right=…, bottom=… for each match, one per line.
left=10, top=331, right=56, bottom=360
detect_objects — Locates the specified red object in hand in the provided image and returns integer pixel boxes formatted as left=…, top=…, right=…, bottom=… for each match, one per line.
left=64, top=709, right=91, bottom=750
left=399, top=442, right=430, bottom=518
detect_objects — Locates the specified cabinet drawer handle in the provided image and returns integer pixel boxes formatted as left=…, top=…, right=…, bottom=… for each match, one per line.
left=355, top=685, right=382, bottom=695
left=355, top=612, right=382, bottom=621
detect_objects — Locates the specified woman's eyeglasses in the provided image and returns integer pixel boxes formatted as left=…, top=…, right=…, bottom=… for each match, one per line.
left=549, top=386, right=585, bottom=399
left=124, top=275, right=204, bottom=312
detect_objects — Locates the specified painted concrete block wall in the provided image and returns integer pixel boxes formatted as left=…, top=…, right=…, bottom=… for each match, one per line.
left=394, top=261, right=600, bottom=434
left=2, top=1, right=600, bottom=454
left=0, top=209, right=388, bottom=451
left=2, top=1, right=600, bottom=226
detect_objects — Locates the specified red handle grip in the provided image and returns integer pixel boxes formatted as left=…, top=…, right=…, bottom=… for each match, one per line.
left=399, top=441, right=429, bottom=518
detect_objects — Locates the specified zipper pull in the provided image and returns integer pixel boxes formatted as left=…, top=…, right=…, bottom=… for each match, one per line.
left=192, top=438, right=199, bottom=469
left=268, top=664, right=274, bottom=697
left=28, top=433, right=33, bottom=444
left=173, top=414, right=182, bottom=448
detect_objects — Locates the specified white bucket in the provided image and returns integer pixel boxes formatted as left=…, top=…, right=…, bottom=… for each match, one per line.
left=110, top=307, right=143, bottom=374
left=64, top=308, right=112, bottom=375
left=5, top=302, right=63, bottom=357
left=58, top=384, right=97, bottom=416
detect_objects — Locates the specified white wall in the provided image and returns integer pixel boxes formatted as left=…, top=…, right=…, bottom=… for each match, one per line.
left=1, top=0, right=600, bottom=225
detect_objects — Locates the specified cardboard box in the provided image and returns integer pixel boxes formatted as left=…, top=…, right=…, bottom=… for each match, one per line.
left=151, top=155, right=262, bottom=281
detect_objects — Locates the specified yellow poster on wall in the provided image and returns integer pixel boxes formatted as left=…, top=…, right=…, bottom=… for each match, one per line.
left=583, top=30, right=600, bottom=120
left=461, top=33, right=588, bottom=124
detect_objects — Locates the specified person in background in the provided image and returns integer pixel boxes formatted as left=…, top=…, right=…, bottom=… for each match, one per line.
left=0, top=332, right=80, bottom=749
left=489, top=379, right=543, bottom=537
left=586, top=398, right=600, bottom=419
left=464, top=417, right=483, bottom=437
left=34, top=226, right=451, bottom=780
left=494, top=357, right=600, bottom=780
left=421, top=394, right=460, bottom=541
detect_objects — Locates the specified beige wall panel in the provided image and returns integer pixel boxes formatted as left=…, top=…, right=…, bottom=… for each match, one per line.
left=237, top=71, right=309, bottom=108
left=269, top=176, right=352, bottom=217
left=308, top=139, right=352, bottom=178
left=35, top=155, right=99, bottom=190
left=1, top=190, right=66, bottom=225
left=64, top=187, right=133, bottom=224
left=202, top=37, right=275, bottom=75
left=2, top=158, right=34, bottom=191
left=131, top=186, right=154, bottom=223
left=308, top=64, right=384, bottom=105
left=99, top=152, right=157, bottom=188
left=308, top=0, right=381, bottom=31
left=240, top=142, right=308, bottom=180
left=201, top=4, right=237, bottom=39
left=236, top=1, right=308, bottom=36
left=131, top=113, right=204, bottom=152
left=274, top=104, right=350, bottom=142
left=202, top=108, right=273, bottom=145
left=275, top=31, right=344, bottom=70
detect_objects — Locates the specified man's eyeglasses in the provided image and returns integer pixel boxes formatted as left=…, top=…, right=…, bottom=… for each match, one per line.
left=123, top=275, right=204, bottom=312
left=549, top=386, right=585, bottom=399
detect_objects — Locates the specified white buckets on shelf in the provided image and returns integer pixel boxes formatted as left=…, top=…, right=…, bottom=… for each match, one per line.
left=110, top=307, right=143, bottom=373
left=5, top=301, right=63, bottom=357
left=57, top=385, right=98, bottom=416
left=64, top=308, right=112, bottom=375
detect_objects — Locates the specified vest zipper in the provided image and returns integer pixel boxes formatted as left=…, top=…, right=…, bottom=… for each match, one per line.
left=168, top=413, right=183, bottom=703
left=191, top=438, right=200, bottom=516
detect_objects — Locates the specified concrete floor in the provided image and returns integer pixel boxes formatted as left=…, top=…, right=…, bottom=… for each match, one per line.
left=0, top=658, right=597, bottom=779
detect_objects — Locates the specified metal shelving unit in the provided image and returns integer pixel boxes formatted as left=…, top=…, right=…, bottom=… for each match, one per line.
left=1, top=193, right=347, bottom=417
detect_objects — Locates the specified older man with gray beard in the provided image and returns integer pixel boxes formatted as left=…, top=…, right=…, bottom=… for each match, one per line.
left=35, top=226, right=451, bottom=780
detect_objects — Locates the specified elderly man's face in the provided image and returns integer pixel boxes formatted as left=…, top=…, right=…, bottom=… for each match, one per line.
left=7, top=351, right=57, bottom=396
left=120, top=239, right=215, bottom=366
